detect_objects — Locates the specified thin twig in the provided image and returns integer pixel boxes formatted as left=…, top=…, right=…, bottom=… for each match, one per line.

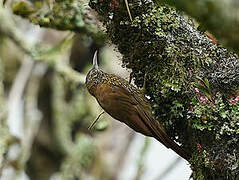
left=111, top=131, right=136, bottom=180
left=18, top=63, right=47, bottom=170
left=0, top=6, right=85, bottom=85
left=88, top=111, right=105, bottom=130
left=134, top=137, right=151, bottom=180
left=7, top=58, right=35, bottom=138
left=124, top=0, right=133, bottom=22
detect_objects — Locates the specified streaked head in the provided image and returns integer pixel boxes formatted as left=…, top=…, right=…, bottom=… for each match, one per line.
left=85, top=51, right=104, bottom=95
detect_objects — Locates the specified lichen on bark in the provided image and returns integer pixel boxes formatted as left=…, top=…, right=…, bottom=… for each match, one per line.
left=157, top=0, right=239, bottom=55
left=89, top=0, right=239, bottom=179
left=11, top=0, right=106, bottom=44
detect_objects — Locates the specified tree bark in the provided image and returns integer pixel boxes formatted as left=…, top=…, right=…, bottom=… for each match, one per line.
left=158, top=0, right=239, bottom=54
left=89, top=0, right=239, bottom=179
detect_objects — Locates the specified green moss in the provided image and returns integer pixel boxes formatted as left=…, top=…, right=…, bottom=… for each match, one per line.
left=11, top=1, right=36, bottom=17
left=90, top=0, right=239, bottom=178
left=158, top=0, right=239, bottom=54
left=189, top=92, right=239, bottom=136
left=190, top=151, right=212, bottom=180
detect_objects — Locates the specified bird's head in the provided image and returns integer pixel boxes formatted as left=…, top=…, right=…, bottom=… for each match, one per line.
left=85, top=51, right=104, bottom=96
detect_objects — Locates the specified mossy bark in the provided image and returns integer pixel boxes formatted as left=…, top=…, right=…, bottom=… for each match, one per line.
left=11, top=0, right=106, bottom=45
left=157, top=0, right=239, bottom=55
left=89, top=0, right=239, bottom=179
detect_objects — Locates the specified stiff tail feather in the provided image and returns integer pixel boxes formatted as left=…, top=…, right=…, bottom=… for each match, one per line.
left=153, top=125, right=191, bottom=161
left=137, top=105, right=191, bottom=160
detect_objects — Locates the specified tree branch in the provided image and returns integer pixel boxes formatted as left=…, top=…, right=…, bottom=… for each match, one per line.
left=89, top=0, right=239, bottom=179
left=158, top=0, right=239, bottom=54
left=0, top=5, right=85, bottom=85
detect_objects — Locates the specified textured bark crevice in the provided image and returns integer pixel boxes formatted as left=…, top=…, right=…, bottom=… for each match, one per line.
left=89, top=0, right=239, bottom=179
left=157, top=0, right=239, bottom=55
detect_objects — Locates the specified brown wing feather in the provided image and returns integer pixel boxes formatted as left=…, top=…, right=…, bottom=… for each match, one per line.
left=132, top=93, right=191, bottom=160
left=95, top=83, right=153, bottom=135
left=95, top=83, right=190, bottom=160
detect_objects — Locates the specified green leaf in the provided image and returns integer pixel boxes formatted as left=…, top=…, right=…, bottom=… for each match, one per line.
left=204, top=78, right=210, bottom=89
left=220, top=111, right=228, bottom=119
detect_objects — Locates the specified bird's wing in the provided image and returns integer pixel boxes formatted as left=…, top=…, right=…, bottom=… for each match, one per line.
left=131, top=90, right=191, bottom=160
left=95, top=83, right=152, bottom=135
left=96, top=83, right=190, bottom=160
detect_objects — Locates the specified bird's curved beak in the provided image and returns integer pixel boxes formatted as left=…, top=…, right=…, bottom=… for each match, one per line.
left=93, top=51, right=99, bottom=69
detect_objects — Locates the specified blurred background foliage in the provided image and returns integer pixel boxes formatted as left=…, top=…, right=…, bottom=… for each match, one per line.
left=0, top=2, right=153, bottom=179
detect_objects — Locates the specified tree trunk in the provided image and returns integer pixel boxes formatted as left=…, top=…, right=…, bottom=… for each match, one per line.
left=89, top=0, right=239, bottom=179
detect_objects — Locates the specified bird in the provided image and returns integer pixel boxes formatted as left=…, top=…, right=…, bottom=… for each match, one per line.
left=85, top=51, right=191, bottom=161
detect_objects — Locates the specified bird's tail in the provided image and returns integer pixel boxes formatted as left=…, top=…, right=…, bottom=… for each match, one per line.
left=153, top=125, right=191, bottom=161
